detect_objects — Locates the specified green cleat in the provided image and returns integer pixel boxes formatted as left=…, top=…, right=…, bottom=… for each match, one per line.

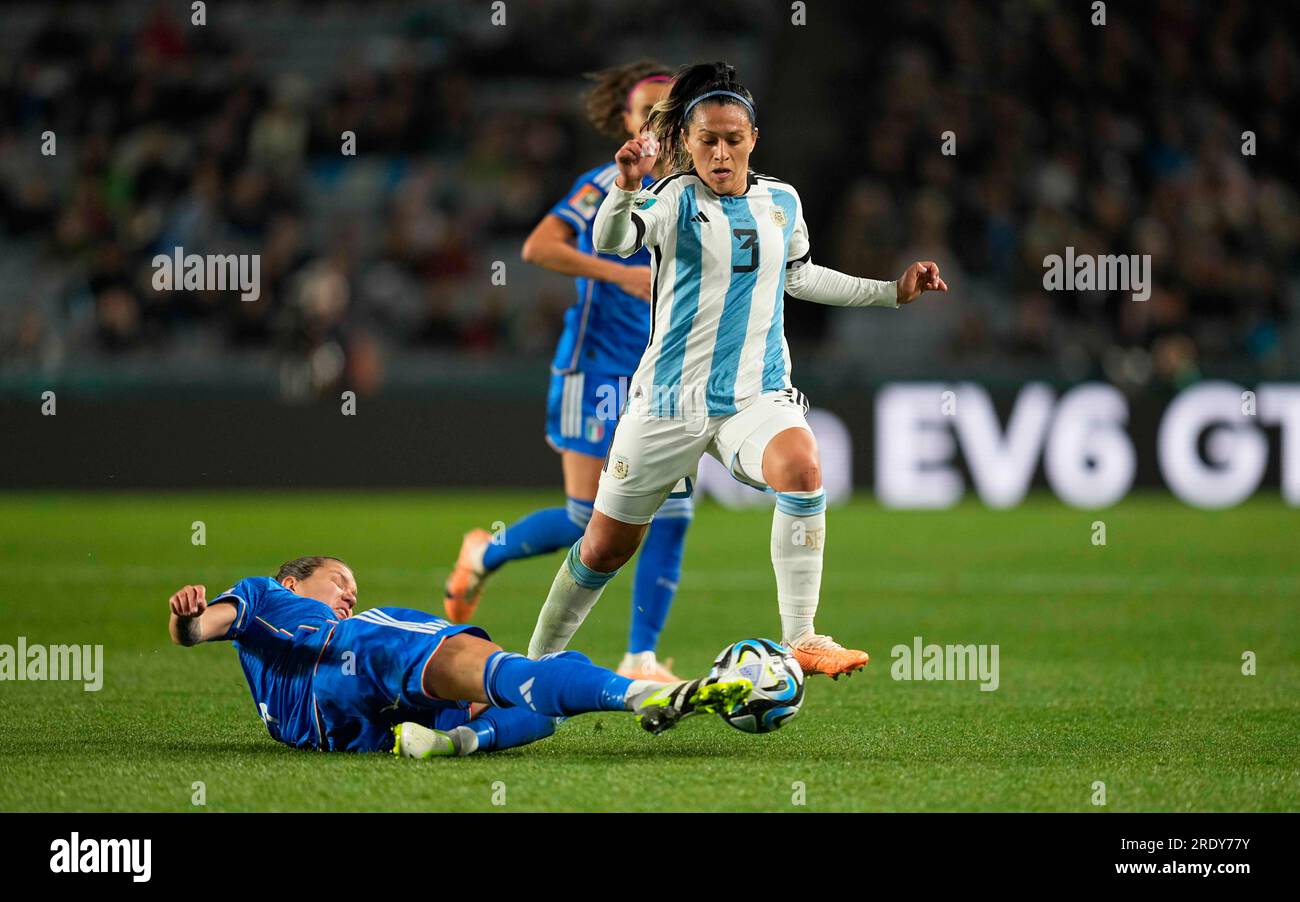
left=392, top=722, right=458, bottom=759
left=631, top=676, right=753, bottom=735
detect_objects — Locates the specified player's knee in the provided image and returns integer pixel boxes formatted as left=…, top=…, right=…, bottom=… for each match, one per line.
left=769, top=457, right=821, bottom=493
left=581, top=532, right=635, bottom=572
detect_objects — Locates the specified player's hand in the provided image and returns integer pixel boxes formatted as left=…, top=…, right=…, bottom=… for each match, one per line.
left=613, top=135, right=657, bottom=190
left=169, top=584, right=207, bottom=618
left=896, top=261, right=949, bottom=304
left=615, top=266, right=653, bottom=301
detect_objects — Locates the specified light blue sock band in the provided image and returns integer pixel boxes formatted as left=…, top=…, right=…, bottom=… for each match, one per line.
left=774, top=489, right=826, bottom=517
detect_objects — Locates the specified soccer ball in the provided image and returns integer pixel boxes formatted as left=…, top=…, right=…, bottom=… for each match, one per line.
left=709, top=638, right=804, bottom=733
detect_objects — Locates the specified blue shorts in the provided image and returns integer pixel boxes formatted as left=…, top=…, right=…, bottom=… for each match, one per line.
left=545, top=370, right=627, bottom=458
left=311, top=607, right=491, bottom=753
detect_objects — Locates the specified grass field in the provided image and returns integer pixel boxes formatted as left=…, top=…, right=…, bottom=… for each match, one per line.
left=1, top=491, right=1297, bottom=812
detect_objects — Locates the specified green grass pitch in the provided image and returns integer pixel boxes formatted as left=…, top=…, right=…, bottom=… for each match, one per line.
left=1, top=491, right=1296, bottom=812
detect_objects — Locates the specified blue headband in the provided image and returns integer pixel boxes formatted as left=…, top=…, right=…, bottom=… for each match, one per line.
left=683, top=90, right=755, bottom=123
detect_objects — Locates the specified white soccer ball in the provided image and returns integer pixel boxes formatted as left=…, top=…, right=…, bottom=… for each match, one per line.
left=709, top=638, right=805, bottom=733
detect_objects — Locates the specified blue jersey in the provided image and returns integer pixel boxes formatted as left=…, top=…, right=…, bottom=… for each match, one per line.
left=548, top=163, right=655, bottom=376
left=211, top=578, right=490, bottom=753
left=211, top=577, right=337, bottom=749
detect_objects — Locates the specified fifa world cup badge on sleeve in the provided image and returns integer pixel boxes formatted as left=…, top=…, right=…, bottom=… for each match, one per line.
left=569, top=184, right=603, bottom=217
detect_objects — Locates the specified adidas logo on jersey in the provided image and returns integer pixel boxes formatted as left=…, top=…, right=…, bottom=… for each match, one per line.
left=689, top=210, right=710, bottom=223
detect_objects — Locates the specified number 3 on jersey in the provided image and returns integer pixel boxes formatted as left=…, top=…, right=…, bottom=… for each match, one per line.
left=732, top=228, right=759, bottom=273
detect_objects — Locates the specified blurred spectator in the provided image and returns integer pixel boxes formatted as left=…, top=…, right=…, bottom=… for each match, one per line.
left=0, top=0, right=1296, bottom=400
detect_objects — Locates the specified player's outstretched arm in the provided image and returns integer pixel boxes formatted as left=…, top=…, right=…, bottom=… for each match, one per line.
left=167, top=584, right=235, bottom=647
left=785, top=259, right=949, bottom=308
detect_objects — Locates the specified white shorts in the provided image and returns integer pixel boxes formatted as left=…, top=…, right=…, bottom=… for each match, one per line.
left=595, top=386, right=813, bottom=524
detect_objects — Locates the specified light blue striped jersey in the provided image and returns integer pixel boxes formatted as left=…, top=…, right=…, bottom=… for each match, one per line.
left=625, top=170, right=811, bottom=417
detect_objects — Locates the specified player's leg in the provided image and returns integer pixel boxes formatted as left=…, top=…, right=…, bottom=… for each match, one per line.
left=484, top=646, right=749, bottom=734
left=480, top=454, right=597, bottom=568
left=526, top=510, right=648, bottom=657
left=423, top=633, right=636, bottom=713
left=526, top=403, right=706, bottom=657
left=620, top=492, right=693, bottom=680
left=443, top=373, right=606, bottom=623
left=715, top=390, right=868, bottom=679
left=410, top=635, right=751, bottom=745
left=396, top=705, right=561, bottom=758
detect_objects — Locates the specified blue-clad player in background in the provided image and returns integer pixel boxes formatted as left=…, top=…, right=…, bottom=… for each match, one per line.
left=168, top=556, right=751, bottom=758
left=444, top=61, right=690, bottom=682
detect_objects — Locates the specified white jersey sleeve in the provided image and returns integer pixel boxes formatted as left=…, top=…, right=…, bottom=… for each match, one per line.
left=782, top=190, right=897, bottom=308
left=591, top=184, right=640, bottom=257
left=786, top=262, right=898, bottom=308
left=592, top=176, right=683, bottom=258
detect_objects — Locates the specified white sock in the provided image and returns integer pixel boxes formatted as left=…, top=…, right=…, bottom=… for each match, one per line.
left=771, top=489, right=826, bottom=645
left=527, top=541, right=619, bottom=658
left=621, top=679, right=663, bottom=710
left=447, top=725, right=479, bottom=756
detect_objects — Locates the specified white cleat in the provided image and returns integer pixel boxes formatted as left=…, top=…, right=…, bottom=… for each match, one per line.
left=392, top=722, right=457, bottom=759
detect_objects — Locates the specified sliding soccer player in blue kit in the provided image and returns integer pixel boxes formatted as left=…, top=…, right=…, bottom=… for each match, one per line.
left=167, top=555, right=750, bottom=758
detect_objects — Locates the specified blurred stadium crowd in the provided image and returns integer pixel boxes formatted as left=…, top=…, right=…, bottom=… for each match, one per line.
left=0, top=0, right=1296, bottom=398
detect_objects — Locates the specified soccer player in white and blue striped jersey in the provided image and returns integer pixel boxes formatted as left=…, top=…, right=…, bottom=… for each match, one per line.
left=528, top=62, right=949, bottom=678
left=443, top=63, right=690, bottom=683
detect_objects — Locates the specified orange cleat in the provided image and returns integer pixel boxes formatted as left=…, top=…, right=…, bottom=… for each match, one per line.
left=617, top=652, right=682, bottom=682
left=443, top=529, right=492, bottom=623
left=789, top=634, right=869, bottom=680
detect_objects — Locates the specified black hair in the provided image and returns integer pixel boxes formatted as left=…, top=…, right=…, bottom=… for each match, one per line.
left=643, top=61, right=756, bottom=173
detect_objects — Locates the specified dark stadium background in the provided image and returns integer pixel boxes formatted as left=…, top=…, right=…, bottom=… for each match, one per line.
left=1, top=0, right=1297, bottom=492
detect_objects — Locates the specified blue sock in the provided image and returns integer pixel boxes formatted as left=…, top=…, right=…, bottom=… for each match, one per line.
left=464, top=706, right=559, bottom=752
left=481, top=497, right=592, bottom=572
left=629, top=497, right=692, bottom=654
left=483, top=649, right=631, bottom=715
